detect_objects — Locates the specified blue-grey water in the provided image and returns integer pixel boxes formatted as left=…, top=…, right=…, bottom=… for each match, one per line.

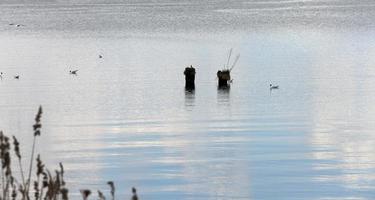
left=1, top=0, right=375, bottom=199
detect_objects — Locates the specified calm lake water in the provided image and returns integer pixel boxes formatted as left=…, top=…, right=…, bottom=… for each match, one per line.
left=1, top=0, right=375, bottom=199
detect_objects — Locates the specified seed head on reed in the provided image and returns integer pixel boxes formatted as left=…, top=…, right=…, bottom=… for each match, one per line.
left=33, top=106, right=42, bottom=137
left=42, top=172, right=48, bottom=188
left=59, top=163, right=65, bottom=186
left=80, top=189, right=91, bottom=200
left=3, top=151, right=11, bottom=170
left=0, top=132, right=7, bottom=166
left=0, top=131, right=3, bottom=143
left=4, top=136, right=10, bottom=148
left=12, top=136, right=20, bottom=159
left=131, top=187, right=138, bottom=200
left=36, top=154, right=44, bottom=177
left=9, top=175, right=14, bottom=186
left=55, top=170, right=61, bottom=189
left=107, top=181, right=115, bottom=200
left=97, top=190, right=105, bottom=200
left=1, top=136, right=11, bottom=177
left=61, top=188, right=68, bottom=200
left=11, top=186, right=17, bottom=200
left=34, top=181, right=39, bottom=200
left=59, top=163, right=64, bottom=176
left=18, top=184, right=26, bottom=200
left=1, top=136, right=10, bottom=157
left=5, top=165, right=12, bottom=178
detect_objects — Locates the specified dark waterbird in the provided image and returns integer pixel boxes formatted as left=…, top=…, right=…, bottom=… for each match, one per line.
left=69, top=70, right=78, bottom=75
left=14, top=75, right=19, bottom=79
left=270, top=84, right=279, bottom=90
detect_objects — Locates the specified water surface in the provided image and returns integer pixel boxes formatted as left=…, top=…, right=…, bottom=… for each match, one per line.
left=0, top=1, right=375, bottom=199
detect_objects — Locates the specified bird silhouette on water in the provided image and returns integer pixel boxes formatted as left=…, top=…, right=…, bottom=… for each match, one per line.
left=14, top=75, right=20, bottom=79
left=270, top=84, right=279, bottom=90
left=9, top=23, right=25, bottom=27
left=131, top=187, right=138, bottom=200
left=69, top=70, right=78, bottom=75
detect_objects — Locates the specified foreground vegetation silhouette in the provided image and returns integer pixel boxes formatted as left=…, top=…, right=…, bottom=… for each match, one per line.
left=0, top=106, right=138, bottom=200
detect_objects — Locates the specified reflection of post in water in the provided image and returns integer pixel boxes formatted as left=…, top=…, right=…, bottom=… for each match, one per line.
left=184, top=65, right=196, bottom=90
left=217, top=48, right=240, bottom=88
left=184, top=88, right=195, bottom=108
left=217, top=86, right=230, bottom=105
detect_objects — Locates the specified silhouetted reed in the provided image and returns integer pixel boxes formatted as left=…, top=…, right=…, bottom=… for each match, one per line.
left=12, top=136, right=25, bottom=187
left=0, top=106, right=140, bottom=200
left=107, top=181, right=115, bottom=200
left=131, top=187, right=138, bottom=200
left=97, top=190, right=105, bottom=200
left=80, top=189, right=91, bottom=200
left=26, top=106, right=42, bottom=196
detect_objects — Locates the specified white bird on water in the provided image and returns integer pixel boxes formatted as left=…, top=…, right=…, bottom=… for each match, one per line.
left=270, top=84, right=279, bottom=90
left=9, top=23, right=25, bottom=27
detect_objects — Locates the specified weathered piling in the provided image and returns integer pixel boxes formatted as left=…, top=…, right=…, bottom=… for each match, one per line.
left=217, top=48, right=239, bottom=88
left=217, top=69, right=231, bottom=88
left=184, top=65, right=196, bottom=89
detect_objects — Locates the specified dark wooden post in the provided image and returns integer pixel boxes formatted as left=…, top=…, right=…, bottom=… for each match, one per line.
left=217, top=69, right=231, bottom=88
left=184, top=65, right=196, bottom=89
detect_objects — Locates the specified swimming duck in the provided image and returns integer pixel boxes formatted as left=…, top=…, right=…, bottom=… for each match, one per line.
left=270, top=84, right=279, bottom=89
left=69, top=70, right=78, bottom=75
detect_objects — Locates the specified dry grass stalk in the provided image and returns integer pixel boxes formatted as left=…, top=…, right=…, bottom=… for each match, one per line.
left=26, top=106, right=43, bottom=198
left=12, top=136, right=25, bottom=187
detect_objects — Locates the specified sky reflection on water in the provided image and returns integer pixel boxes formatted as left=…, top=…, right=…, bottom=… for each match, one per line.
left=0, top=1, right=375, bottom=199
